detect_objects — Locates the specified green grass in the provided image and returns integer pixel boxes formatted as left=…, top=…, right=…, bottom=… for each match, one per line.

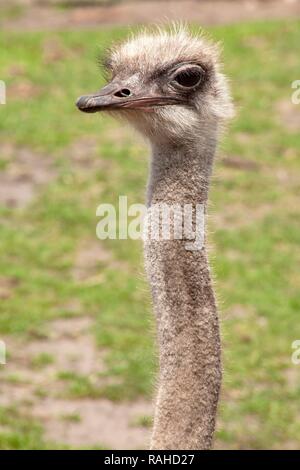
left=0, top=407, right=54, bottom=450
left=0, top=19, right=299, bottom=449
left=30, top=352, right=55, bottom=369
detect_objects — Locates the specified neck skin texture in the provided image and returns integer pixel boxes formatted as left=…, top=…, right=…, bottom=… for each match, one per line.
left=144, top=132, right=221, bottom=450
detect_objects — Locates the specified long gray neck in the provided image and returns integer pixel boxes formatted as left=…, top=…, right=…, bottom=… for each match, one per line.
left=147, top=136, right=214, bottom=206
left=145, top=134, right=221, bottom=450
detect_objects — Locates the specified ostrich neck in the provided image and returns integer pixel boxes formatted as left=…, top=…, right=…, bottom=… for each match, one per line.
left=145, top=137, right=221, bottom=450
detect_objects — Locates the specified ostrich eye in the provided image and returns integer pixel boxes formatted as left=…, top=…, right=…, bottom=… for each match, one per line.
left=173, top=67, right=203, bottom=89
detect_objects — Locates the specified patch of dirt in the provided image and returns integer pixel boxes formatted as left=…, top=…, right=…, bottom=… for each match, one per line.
left=42, top=37, right=68, bottom=64
left=24, top=317, right=105, bottom=375
left=209, top=200, right=273, bottom=230
left=42, top=37, right=85, bottom=64
left=66, top=137, right=99, bottom=171
left=0, top=143, right=57, bottom=208
left=72, top=239, right=129, bottom=282
left=210, top=160, right=300, bottom=231
left=0, top=276, right=20, bottom=300
left=0, top=315, right=152, bottom=449
left=8, top=80, right=42, bottom=100
left=63, top=137, right=117, bottom=180
left=224, top=303, right=252, bottom=320
left=33, top=397, right=152, bottom=449
left=283, top=366, right=300, bottom=390
left=276, top=99, right=300, bottom=132
left=221, top=156, right=260, bottom=171
left=1, top=1, right=300, bottom=31
left=0, top=317, right=104, bottom=401
left=7, top=64, right=27, bottom=78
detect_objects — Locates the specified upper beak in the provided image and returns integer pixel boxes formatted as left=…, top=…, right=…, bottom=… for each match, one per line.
left=76, top=81, right=182, bottom=113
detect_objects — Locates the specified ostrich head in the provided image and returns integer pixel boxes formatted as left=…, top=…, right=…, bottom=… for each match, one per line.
left=76, top=26, right=233, bottom=144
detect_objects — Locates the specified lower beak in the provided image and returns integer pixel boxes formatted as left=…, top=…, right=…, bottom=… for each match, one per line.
left=76, top=83, right=181, bottom=113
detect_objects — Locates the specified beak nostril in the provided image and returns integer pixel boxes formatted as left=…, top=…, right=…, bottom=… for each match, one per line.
left=114, top=88, right=131, bottom=98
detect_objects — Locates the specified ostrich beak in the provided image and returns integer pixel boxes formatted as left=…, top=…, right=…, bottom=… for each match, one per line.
left=76, top=81, right=181, bottom=113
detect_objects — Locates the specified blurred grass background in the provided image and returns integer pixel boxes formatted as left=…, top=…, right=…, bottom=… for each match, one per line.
left=0, top=1, right=300, bottom=449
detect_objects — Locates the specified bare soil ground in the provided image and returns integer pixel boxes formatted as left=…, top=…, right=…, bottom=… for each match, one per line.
left=0, top=143, right=57, bottom=209
left=1, top=0, right=300, bottom=30
left=276, top=98, right=300, bottom=132
left=0, top=316, right=152, bottom=449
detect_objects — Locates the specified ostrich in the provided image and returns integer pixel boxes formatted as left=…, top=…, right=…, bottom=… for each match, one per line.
left=76, top=26, right=233, bottom=450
